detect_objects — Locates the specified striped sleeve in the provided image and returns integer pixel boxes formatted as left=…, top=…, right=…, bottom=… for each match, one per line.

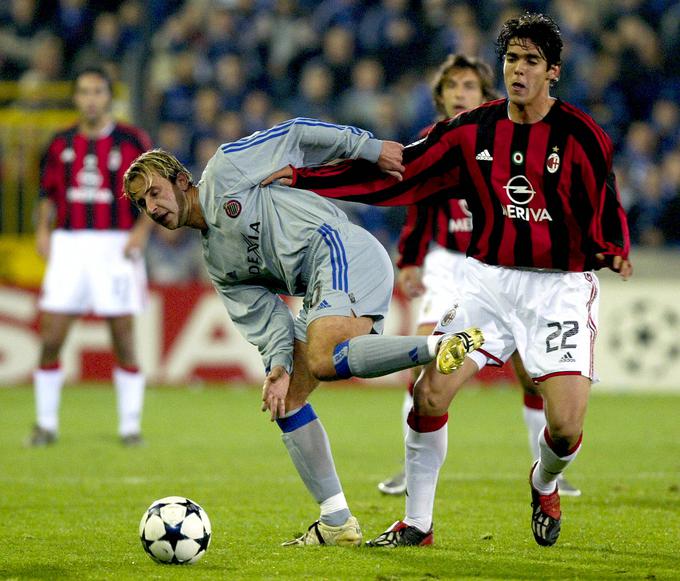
left=292, top=120, right=464, bottom=207
left=597, top=171, right=630, bottom=259
left=396, top=203, right=435, bottom=268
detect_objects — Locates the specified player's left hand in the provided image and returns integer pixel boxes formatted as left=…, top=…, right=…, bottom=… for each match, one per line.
left=261, top=166, right=294, bottom=187
left=595, top=253, right=633, bottom=280
left=261, top=365, right=290, bottom=421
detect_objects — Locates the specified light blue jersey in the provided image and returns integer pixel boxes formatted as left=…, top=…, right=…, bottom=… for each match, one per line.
left=198, top=118, right=393, bottom=374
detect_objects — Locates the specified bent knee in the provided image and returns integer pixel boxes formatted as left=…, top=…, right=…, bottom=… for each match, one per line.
left=413, top=384, right=449, bottom=416
left=545, top=420, right=583, bottom=450
left=306, top=351, right=338, bottom=382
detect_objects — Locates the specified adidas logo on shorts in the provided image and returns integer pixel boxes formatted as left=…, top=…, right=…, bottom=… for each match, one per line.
left=475, top=149, right=493, bottom=161
left=558, top=351, right=575, bottom=363
left=317, top=299, right=332, bottom=310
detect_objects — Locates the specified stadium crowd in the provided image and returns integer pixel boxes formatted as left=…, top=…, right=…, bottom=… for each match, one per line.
left=1, top=0, right=679, bottom=264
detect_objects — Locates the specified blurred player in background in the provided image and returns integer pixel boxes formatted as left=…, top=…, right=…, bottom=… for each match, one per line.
left=275, top=13, right=632, bottom=547
left=378, top=54, right=580, bottom=498
left=123, top=118, right=482, bottom=547
left=28, top=66, right=153, bottom=448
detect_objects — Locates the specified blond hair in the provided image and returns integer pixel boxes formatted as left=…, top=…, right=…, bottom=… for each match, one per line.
left=123, top=149, right=193, bottom=200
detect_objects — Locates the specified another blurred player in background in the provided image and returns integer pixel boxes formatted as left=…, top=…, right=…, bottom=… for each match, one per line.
left=27, top=66, right=153, bottom=447
left=378, top=54, right=580, bottom=498
left=123, top=118, right=482, bottom=547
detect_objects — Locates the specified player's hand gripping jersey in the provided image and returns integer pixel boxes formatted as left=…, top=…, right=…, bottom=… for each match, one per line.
left=197, top=118, right=383, bottom=373
left=290, top=99, right=630, bottom=272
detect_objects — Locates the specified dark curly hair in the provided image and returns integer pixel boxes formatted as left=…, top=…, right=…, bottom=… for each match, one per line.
left=496, top=13, right=563, bottom=68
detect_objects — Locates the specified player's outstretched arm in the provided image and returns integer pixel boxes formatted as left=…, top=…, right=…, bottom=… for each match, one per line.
left=260, top=141, right=405, bottom=187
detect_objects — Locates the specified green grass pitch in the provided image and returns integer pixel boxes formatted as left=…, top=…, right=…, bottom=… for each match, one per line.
left=1, top=384, right=679, bottom=580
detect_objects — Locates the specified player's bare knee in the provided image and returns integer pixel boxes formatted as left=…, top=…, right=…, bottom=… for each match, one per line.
left=40, top=337, right=63, bottom=362
left=413, top=383, right=446, bottom=416
left=546, top=420, right=583, bottom=450
left=306, top=350, right=337, bottom=381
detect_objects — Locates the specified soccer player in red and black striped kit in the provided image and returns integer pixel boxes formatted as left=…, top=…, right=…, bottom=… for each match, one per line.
left=268, top=13, right=632, bottom=547
left=378, top=53, right=580, bottom=499
left=28, top=67, right=153, bottom=447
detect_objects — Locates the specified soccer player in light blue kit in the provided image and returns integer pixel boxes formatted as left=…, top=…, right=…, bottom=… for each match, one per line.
left=123, top=118, right=483, bottom=547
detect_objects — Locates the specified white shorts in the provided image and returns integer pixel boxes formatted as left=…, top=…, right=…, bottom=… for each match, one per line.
left=416, top=245, right=467, bottom=326
left=435, top=258, right=600, bottom=383
left=39, top=230, right=148, bottom=316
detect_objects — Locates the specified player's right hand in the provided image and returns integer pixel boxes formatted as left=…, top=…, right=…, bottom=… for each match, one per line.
left=378, top=141, right=405, bottom=181
left=261, top=365, right=290, bottom=421
left=397, top=266, right=426, bottom=298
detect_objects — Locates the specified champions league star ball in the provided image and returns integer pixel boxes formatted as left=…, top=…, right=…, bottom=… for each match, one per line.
left=139, top=496, right=212, bottom=564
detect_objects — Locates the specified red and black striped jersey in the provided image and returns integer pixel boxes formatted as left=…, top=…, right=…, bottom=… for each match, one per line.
left=292, top=99, right=630, bottom=272
left=396, top=199, right=472, bottom=268
left=40, top=122, right=152, bottom=230
left=397, top=122, right=472, bottom=268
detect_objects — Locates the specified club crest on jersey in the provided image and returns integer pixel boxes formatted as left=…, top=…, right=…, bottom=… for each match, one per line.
left=546, top=152, right=560, bottom=174
left=441, top=304, right=458, bottom=326
left=224, top=199, right=242, bottom=218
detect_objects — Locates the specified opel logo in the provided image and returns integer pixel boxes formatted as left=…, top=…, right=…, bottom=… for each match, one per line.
left=503, top=175, right=536, bottom=205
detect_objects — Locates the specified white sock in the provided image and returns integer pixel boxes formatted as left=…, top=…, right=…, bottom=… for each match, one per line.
left=523, top=406, right=546, bottom=462
left=401, top=391, right=413, bottom=441
left=404, top=422, right=447, bottom=532
left=426, top=335, right=441, bottom=358
left=319, top=492, right=349, bottom=519
left=114, top=367, right=145, bottom=437
left=532, top=429, right=582, bottom=494
left=34, top=367, right=65, bottom=432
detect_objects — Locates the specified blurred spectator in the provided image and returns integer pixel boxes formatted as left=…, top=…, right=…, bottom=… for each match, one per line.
left=17, top=33, right=64, bottom=106
left=158, top=51, right=199, bottom=124
left=286, top=62, right=335, bottom=121
left=659, top=150, right=680, bottom=245
left=117, top=0, right=144, bottom=51
left=213, top=54, right=249, bottom=111
left=317, top=26, right=355, bottom=94
left=0, top=0, right=45, bottom=80
left=72, top=12, right=123, bottom=73
left=358, top=0, right=424, bottom=83
left=338, top=58, right=385, bottom=130
left=51, top=0, right=95, bottom=68
left=620, top=121, right=658, bottom=194
left=627, top=165, right=666, bottom=246
left=216, top=110, right=245, bottom=143
left=241, top=90, right=274, bottom=134
left=204, top=6, right=239, bottom=61
left=156, top=121, right=191, bottom=166
left=191, top=134, right=220, bottom=177
left=651, top=99, right=680, bottom=155
left=145, top=227, right=207, bottom=284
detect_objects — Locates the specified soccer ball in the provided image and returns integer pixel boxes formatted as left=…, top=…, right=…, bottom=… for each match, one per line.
left=139, top=496, right=212, bottom=564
